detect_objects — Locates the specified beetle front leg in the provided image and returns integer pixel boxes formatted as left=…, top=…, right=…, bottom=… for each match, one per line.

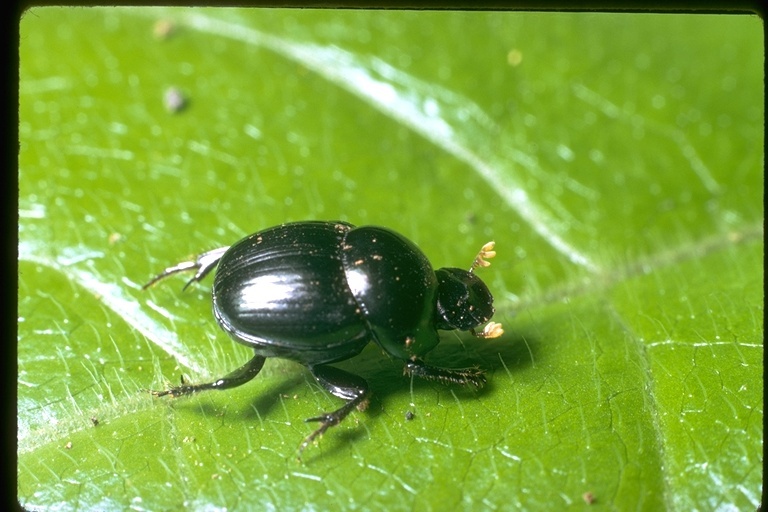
left=143, top=246, right=230, bottom=290
left=299, top=365, right=371, bottom=457
left=403, top=359, right=486, bottom=387
left=152, top=352, right=266, bottom=398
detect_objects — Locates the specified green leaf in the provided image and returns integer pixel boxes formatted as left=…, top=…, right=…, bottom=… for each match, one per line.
left=19, top=8, right=762, bottom=510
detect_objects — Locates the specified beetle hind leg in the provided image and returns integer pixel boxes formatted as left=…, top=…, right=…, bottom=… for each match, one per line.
left=152, top=352, right=266, bottom=398
left=143, top=246, right=230, bottom=290
left=299, top=365, right=371, bottom=457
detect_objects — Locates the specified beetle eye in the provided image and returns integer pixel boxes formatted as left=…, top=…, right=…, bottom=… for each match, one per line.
left=434, top=268, right=494, bottom=331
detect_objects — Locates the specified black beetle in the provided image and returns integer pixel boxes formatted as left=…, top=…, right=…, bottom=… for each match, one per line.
left=144, top=221, right=503, bottom=455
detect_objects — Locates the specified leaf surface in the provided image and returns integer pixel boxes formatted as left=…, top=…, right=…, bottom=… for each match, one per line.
left=18, top=8, right=763, bottom=510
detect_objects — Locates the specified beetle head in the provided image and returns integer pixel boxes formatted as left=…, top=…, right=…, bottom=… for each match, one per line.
left=434, top=267, right=494, bottom=331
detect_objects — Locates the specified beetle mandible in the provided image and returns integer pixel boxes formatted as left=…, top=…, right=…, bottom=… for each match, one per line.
left=144, top=221, right=503, bottom=456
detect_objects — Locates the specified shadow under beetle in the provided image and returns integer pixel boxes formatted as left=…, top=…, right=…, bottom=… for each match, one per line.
left=144, top=221, right=503, bottom=457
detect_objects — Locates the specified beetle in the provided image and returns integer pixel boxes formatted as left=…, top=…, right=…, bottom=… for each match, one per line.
left=144, top=221, right=503, bottom=455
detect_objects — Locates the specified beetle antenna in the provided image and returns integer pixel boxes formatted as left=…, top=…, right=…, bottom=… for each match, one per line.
left=469, top=241, right=496, bottom=273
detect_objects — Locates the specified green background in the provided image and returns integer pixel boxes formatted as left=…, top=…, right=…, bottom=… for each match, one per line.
left=18, top=8, right=763, bottom=510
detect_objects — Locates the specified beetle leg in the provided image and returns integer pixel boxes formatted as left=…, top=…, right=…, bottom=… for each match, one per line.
left=299, top=365, right=371, bottom=457
left=403, top=359, right=486, bottom=388
left=143, top=246, right=230, bottom=290
left=151, top=352, right=266, bottom=398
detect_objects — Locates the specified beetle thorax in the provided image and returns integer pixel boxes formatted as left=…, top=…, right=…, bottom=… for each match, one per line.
left=340, top=226, right=442, bottom=360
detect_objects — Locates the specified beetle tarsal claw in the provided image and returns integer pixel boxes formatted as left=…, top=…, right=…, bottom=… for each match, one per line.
left=473, top=321, right=504, bottom=339
left=469, top=241, right=496, bottom=273
left=297, top=422, right=331, bottom=460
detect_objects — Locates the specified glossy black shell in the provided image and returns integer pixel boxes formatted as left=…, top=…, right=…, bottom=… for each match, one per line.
left=213, top=222, right=365, bottom=364
left=211, top=221, right=491, bottom=365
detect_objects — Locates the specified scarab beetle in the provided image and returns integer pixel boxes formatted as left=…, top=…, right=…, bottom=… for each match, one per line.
left=144, top=221, right=503, bottom=455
